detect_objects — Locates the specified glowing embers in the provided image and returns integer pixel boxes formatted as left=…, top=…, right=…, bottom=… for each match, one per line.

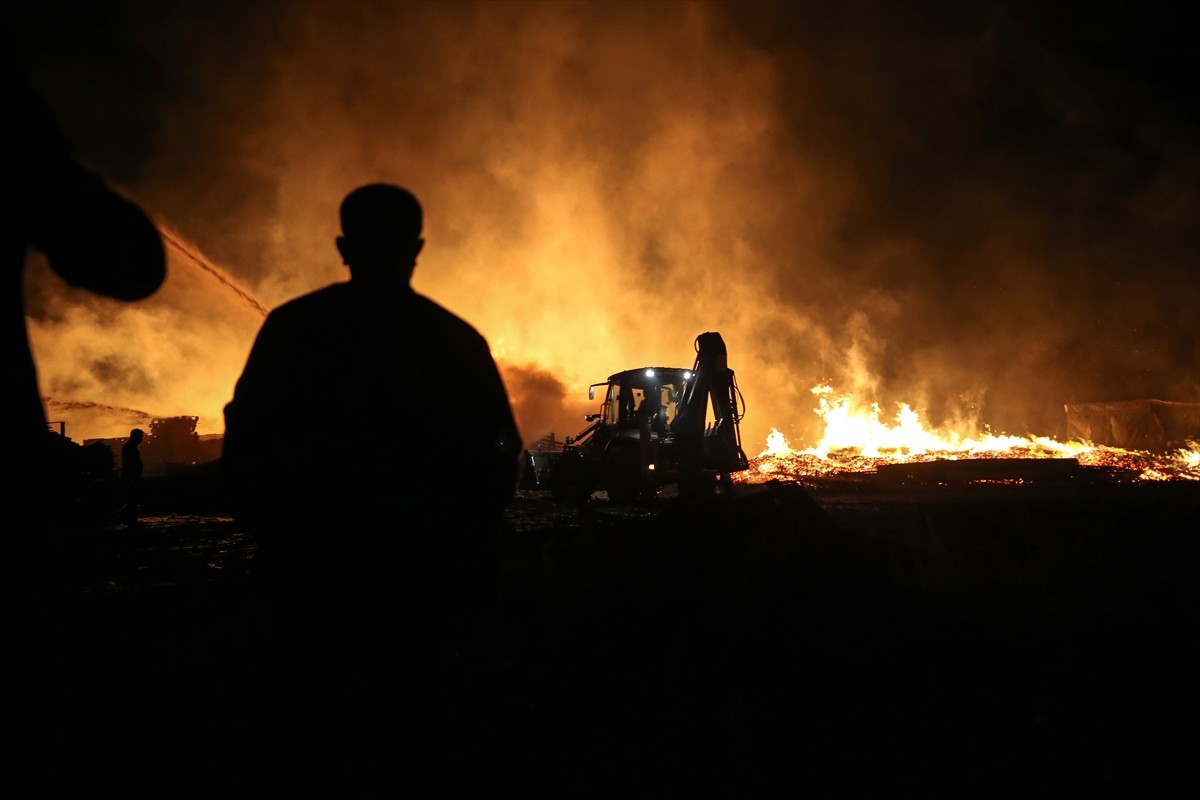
left=741, top=385, right=1200, bottom=484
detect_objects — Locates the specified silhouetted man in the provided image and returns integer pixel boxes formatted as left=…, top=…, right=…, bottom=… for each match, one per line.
left=4, top=41, right=165, bottom=506
left=3, top=31, right=165, bottom=798
left=119, top=428, right=145, bottom=525
left=222, top=182, right=522, bottom=796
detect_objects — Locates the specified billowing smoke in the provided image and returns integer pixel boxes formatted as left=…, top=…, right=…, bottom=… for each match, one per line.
left=10, top=0, right=1198, bottom=451
left=499, top=363, right=594, bottom=447
left=24, top=233, right=266, bottom=439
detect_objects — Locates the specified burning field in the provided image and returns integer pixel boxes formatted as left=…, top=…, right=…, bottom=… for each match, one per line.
left=7, top=3, right=1198, bottom=793
left=43, top=373, right=1200, bottom=796
left=741, top=385, right=1200, bottom=487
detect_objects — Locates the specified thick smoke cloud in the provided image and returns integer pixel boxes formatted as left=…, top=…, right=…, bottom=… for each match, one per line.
left=9, top=0, right=1197, bottom=451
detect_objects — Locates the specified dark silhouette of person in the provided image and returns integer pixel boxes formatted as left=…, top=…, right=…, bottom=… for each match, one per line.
left=119, top=428, right=145, bottom=524
left=3, top=30, right=165, bottom=799
left=222, top=182, right=522, bottom=796
left=637, top=386, right=667, bottom=436
left=4, top=40, right=165, bottom=504
left=618, top=382, right=637, bottom=425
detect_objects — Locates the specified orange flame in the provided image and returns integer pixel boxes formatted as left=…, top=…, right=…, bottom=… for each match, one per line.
left=744, top=384, right=1200, bottom=483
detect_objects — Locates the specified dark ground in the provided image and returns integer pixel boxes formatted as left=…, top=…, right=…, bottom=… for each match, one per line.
left=10, top=474, right=1200, bottom=797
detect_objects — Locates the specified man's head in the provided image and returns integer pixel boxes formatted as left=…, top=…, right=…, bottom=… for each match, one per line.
left=335, top=183, right=425, bottom=283
left=129, top=428, right=144, bottom=444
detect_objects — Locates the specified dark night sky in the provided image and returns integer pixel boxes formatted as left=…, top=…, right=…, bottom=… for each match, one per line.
left=7, top=0, right=1198, bottom=448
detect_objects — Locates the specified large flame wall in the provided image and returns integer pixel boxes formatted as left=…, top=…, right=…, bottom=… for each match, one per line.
left=12, top=1, right=1199, bottom=452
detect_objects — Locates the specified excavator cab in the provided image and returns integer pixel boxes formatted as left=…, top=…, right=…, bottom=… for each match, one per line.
left=551, top=333, right=748, bottom=505
left=603, top=369, right=687, bottom=435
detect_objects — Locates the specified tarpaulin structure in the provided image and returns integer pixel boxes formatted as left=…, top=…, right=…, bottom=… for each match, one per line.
left=1064, top=399, right=1200, bottom=452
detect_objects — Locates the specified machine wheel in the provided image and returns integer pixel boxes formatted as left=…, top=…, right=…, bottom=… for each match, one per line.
left=603, top=444, right=642, bottom=505
left=551, top=450, right=594, bottom=505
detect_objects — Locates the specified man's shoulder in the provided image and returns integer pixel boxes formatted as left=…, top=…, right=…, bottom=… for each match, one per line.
left=270, top=283, right=349, bottom=315
left=272, top=281, right=348, bottom=307
left=409, top=292, right=488, bottom=341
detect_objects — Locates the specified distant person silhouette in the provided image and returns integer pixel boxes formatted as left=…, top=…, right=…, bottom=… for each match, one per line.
left=3, top=31, right=165, bottom=798
left=119, top=428, right=145, bottom=524
left=222, top=182, right=522, bottom=796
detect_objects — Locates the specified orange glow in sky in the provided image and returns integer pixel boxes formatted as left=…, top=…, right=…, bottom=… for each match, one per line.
left=15, top=1, right=1197, bottom=456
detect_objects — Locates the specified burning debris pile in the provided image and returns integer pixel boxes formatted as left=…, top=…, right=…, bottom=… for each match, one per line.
left=737, top=386, right=1200, bottom=486
left=741, top=443, right=1200, bottom=487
